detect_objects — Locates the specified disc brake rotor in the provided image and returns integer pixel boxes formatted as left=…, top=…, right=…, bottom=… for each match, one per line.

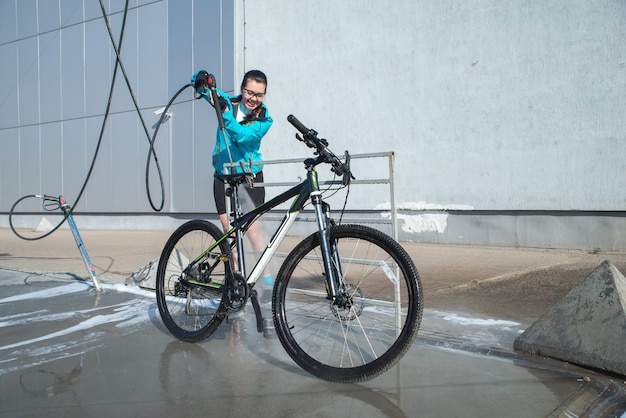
left=330, top=284, right=365, bottom=321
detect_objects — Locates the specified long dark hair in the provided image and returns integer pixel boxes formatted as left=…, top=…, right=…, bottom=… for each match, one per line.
left=240, top=70, right=268, bottom=124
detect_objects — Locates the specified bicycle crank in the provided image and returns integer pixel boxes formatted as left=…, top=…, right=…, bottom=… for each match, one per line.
left=226, top=272, right=249, bottom=312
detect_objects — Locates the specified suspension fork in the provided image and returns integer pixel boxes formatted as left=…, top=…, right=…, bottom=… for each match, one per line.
left=310, top=175, right=343, bottom=302
left=323, top=200, right=345, bottom=290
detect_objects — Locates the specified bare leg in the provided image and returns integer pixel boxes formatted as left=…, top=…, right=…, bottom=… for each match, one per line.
left=221, top=212, right=272, bottom=281
left=219, top=213, right=229, bottom=233
left=245, top=220, right=272, bottom=279
left=219, top=213, right=240, bottom=273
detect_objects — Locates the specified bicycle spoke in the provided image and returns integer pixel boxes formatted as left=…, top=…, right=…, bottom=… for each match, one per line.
left=274, top=225, right=422, bottom=382
left=156, top=220, right=232, bottom=342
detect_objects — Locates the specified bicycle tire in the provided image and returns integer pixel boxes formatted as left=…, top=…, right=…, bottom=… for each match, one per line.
left=156, top=219, right=231, bottom=342
left=273, top=224, right=423, bottom=383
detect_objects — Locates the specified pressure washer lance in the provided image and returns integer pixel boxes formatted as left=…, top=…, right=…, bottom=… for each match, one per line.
left=194, top=71, right=236, bottom=175
left=55, top=196, right=103, bottom=292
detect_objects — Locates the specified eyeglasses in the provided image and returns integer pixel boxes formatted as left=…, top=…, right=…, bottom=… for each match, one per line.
left=242, top=87, right=266, bottom=99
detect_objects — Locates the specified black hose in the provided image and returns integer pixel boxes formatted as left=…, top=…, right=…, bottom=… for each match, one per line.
left=10, top=0, right=200, bottom=240
left=145, top=83, right=194, bottom=211
left=9, top=195, right=52, bottom=241
left=97, top=0, right=170, bottom=212
left=9, top=0, right=133, bottom=241
left=10, top=0, right=178, bottom=238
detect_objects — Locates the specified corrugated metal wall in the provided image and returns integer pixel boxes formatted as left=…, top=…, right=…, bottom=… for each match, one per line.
left=0, top=0, right=234, bottom=214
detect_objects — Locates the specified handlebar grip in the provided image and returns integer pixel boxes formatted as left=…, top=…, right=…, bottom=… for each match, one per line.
left=287, top=114, right=309, bottom=135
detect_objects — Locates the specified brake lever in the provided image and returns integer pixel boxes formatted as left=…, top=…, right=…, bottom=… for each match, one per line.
left=335, top=151, right=355, bottom=186
left=296, top=133, right=318, bottom=151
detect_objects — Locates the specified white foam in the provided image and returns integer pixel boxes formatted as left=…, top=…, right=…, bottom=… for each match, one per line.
left=0, top=282, right=88, bottom=304
left=0, top=297, right=152, bottom=351
left=442, top=312, right=519, bottom=328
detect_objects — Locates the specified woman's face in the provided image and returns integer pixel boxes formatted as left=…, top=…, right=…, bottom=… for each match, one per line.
left=241, top=79, right=266, bottom=111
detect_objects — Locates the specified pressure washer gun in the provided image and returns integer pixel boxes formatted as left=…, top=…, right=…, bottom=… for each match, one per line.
left=193, top=70, right=226, bottom=130
left=192, top=70, right=235, bottom=174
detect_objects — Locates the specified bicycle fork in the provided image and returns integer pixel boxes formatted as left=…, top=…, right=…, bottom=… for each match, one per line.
left=311, top=191, right=347, bottom=307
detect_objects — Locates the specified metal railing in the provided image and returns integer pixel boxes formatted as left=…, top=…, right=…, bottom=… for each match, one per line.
left=225, top=151, right=398, bottom=240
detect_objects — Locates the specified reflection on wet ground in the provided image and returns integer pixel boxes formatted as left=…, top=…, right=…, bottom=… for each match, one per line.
left=1, top=275, right=625, bottom=417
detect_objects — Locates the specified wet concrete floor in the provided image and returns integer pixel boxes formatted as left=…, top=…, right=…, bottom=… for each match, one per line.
left=2, top=271, right=625, bottom=418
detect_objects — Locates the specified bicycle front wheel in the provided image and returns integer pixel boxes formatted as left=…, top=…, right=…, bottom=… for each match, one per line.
left=273, top=224, right=423, bottom=383
left=156, top=220, right=231, bottom=342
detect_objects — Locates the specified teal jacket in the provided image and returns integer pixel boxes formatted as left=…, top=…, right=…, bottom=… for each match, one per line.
left=202, top=88, right=273, bottom=175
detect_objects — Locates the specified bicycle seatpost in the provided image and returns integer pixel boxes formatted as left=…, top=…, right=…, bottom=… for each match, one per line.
left=227, top=181, right=247, bottom=274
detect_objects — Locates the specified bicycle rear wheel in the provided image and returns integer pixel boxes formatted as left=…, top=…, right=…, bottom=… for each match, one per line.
left=273, top=224, right=423, bottom=383
left=156, top=219, right=231, bottom=342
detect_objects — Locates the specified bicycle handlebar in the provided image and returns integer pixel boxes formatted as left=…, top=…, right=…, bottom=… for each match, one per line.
left=287, top=115, right=355, bottom=186
left=287, top=114, right=312, bottom=136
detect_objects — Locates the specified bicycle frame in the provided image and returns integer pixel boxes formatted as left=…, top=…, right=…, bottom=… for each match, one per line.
left=156, top=114, right=422, bottom=383
left=191, top=161, right=343, bottom=301
left=235, top=163, right=340, bottom=288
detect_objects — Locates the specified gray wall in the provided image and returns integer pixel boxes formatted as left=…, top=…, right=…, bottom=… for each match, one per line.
left=237, top=0, right=625, bottom=250
left=0, top=0, right=233, bottom=215
left=243, top=1, right=625, bottom=211
left=1, top=0, right=625, bottom=250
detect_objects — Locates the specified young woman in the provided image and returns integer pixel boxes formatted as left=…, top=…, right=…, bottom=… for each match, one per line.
left=192, top=69, right=274, bottom=292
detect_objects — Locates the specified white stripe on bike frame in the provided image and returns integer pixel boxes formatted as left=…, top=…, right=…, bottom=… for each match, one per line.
left=247, top=211, right=300, bottom=284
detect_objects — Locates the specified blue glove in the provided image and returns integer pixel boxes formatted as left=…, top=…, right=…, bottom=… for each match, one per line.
left=190, top=70, right=203, bottom=84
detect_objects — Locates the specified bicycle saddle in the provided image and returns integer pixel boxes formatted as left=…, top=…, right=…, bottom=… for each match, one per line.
left=214, top=172, right=256, bottom=186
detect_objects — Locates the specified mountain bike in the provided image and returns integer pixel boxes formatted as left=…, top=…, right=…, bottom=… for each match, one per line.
left=155, top=115, right=423, bottom=383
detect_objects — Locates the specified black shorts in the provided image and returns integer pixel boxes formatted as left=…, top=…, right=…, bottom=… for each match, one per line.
left=213, top=171, right=265, bottom=215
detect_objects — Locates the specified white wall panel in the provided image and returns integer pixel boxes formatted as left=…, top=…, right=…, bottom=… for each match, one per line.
left=241, top=0, right=626, bottom=212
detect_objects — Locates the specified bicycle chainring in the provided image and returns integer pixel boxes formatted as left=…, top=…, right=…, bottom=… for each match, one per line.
left=226, top=272, right=248, bottom=311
